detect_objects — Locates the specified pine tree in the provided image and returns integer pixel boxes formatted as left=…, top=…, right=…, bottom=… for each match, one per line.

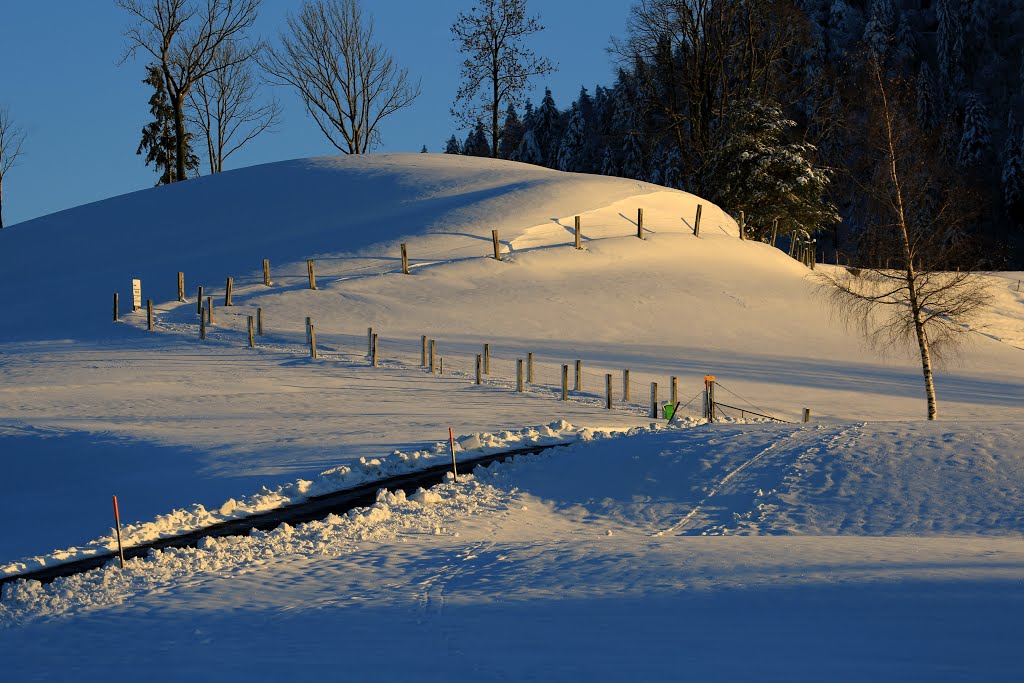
left=137, top=64, right=199, bottom=185
left=556, top=103, right=585, bottom=172
left=701, top=99, right=839, bottom=240
left=463, top=119, right=490, bottom=157
left=916, top=63, right=938, bottom=131
left=662, top=145, right=683, bottom=189
left=421, top=145, right=428, bottom=153
left=497, top=104, right=524, bottom=160
left=1003, top=128, right=1024, bottom=225
left=621, top=132, right=645, bottom=180
left=445, top=134, right=462, bottom=154
left=936, top=0, right=964, bottom=96
left=516, top=129, right=543, bottom=165
left=600, top=146, right=618, bottom=176
left=957, top=94, right=991, bottom=168
left=534, top=88, right=561, bottom=167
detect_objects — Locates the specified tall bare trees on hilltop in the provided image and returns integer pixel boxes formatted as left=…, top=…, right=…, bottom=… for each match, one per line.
left=0, top=107, right=27, bottom=229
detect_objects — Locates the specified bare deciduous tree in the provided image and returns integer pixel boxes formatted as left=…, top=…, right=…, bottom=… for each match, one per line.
left=188, top=42, right=282, bottom=174
left=261, top=0, right=421, bottom=154
left=0, top=106, right=27, bottom=229
left=451, top=0, right=555, bottom=159
left=117, top=0, right=262, bottom=182
left=818, top=60, right=992, bottom=420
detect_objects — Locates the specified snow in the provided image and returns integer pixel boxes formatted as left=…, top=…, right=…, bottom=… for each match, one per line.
left=0, top=153, right=1022, bottom=679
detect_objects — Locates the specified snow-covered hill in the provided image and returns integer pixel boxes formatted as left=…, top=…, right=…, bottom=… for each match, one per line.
left=1, top=154, right=1022, bottom=680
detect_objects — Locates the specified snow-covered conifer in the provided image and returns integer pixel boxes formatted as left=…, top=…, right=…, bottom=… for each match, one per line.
left=957, top=94, right=991, bottom=168
left=498, top=104, right=524, bottom=160
left=600, top=146, right=618, bottom=176
left=463, top=120, right=490, bottom=157
left=621, top=132, right=645, bottom=180
left=916, top=63, right=938, bottom=131
left=1002, top=128, right=1024, bottom=224
left=444, top=135, right=462, bottom=154
left=516, top=129, right=543, bottom=165
left=556, top=103, right=585, bottom=172
left=534, top=88, right=561, bottom=166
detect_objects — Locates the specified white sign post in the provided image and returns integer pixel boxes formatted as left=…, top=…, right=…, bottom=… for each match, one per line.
left=132, top=279, right=142, bottom=312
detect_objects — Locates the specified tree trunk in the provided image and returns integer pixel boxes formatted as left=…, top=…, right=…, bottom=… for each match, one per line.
left=0, top=176, right=4, bottom=229
left=491, top=49, right=500, bottom=158
left=173, top=93, right=187, bottom=182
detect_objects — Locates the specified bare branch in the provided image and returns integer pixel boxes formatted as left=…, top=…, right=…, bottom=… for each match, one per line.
left=0, top=106, right=28, bottom=229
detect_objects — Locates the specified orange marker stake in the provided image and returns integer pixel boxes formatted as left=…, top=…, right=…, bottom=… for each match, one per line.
left=112, top=495, right=125, bottom=569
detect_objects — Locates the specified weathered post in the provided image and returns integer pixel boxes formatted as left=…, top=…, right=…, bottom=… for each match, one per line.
left=247, top=316, right=255, bottom=348
left=146, top=299, right=153, bottom=331
left=671, top=376, right=678, bottom=406
left=373, top=334, right=379, bottom=367
left=309, top=325, right=318, bottom=359
left=132, top=279, right=141, bottom=312
left=650, top=382, right=659, bottom=418
left=113, top=292, right=119, bottom=322
left=606, top=374, right=613, bottom=410
left=623, top=369, right=630, bottom=402
left=200, top=306, right=207, bottom=340
left=575, top=360, right=582, bottom=392
left=574, top=216, right=582, bottom=249
left=306, top=317, right=313, bottom=344
left=367, top=327, right=373, bottom=356
left=207, top=296, right=214, bottom=325
left=484, top=343, right=490, bottom=374
left=527, top=352, right=534, bottom=383
left=637, top=208, right=644, bottom=239
left=421, top=335, right=427, bottom=366
left=429, top=339, right=435, bottom=373
left=401, top=243, right=409, bottom=274
left=803, top=408, right=811, bottom=423
left=704, top=375, right=717, bottom=422
left=263, top=259, right=271, bottom=286
left=197, top=286, right=204, bottom=315
left=225, top=276, right=233, bottom=306
left=694, top=204, right=702, bottom=237
left=492, top=229, right=502, bottom=261
left=257, top=307, right=263, bottom=336
left=112, top=495, right=125, bottom=570
left=475, top=354, right=482, bottom=385
left=307, top=259, right=317, bottom=290
left=517, top=359, right=524, bottom=392
left=561, top=365, right=569, bottom=401
left=739, top=210, right=746, bottom=240
left=177, top=272, right=185, bottom=302
left=771, top=218, right=779, bottom=247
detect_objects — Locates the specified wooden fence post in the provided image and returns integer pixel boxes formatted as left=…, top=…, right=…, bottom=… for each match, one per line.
left=771, top=219, right=778, bottom=247
left=623, top=369, right=630, bottom=402
left=517, top=359, right=524, bottom=392
left=527, top=352, right=534, bottom=383
left=671, top=376, right=678, bottom=406
left=651, top=382, right=659, bottom=418
left=197, top=286, right=204, bottom=315
left=248, top=316, right=255, bottom=348
left=307, top=259, right=317, bottom=290
left=561, top=365, right=569, bottom=401
left=225, top=276, right=233, bottom=306
left=637, top=208, right=644, bottom=239
left=476, top=354, right=482, bottom=385
left=811, top=239, right=817, bottom=270
left=113, top=292, right=119, bottom=322
left=207, top=296, right=214, bottom=325
left=257, top=307, right=263, bottom=335
left=429, top=339, right=435, bottom=373
left=112, top=495, right=125, bottom=570
left=574, top=216, right=582, bottom=249
left=177, top=272, right=185, bottom=302
left=306, top=317, right=312, bottom=344
left=439, top=357, right=443, bottom=375
left=373, top=334, right=379, bottom=367
left=803, top=408, right=811, bottom=423
left=146, top=299, right=153, bottom=331
left=421, top=335, right=427, bottom=366
left=574, top=360, right=582, bottom=392
left=492, top=229, right=502, bottom=261
left=263, top=259, right=271, bottom=286
left=309, top=324, right=317, bottom=359
left=606, top=374, right=613, bottom=409
left=739, top=210, right=745, bottom=240
left=200, top=306, right=207, bottom=340
left=401, top=243, right=409, bottom=274
left=484, top=343, right=490, bottom=374
left=367, top=327, right=373, bottom=355
left=694, top=204, right=702, bottom=237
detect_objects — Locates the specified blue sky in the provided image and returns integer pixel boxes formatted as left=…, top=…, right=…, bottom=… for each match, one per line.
left=0, top=1, right=628, bottom=226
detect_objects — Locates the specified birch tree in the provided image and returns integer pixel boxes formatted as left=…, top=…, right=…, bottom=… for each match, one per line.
left=261, top=0, right=421, bottom=154
left=0, top=106, right=27, bottom=229
left=818, top=60, right=992, bottom=420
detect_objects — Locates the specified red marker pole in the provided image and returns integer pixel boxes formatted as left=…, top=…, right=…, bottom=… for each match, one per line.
left=112, top=495, right=125, bottom=569
left=448, top=427, right=459, bottom=483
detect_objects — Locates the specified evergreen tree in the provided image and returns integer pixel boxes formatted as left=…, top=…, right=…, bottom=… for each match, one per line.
left=534, top=88, right=561, bottom=166
left=463, top=119, right=490, bottom=157
left=701, top=99, right=839, bottom=240
left=556, top=103, right=585, bottom=172
left=421, top=145, right=428, bottom=153
left=600, top=146, right=618, bottom=176
left=621, top=132, right=645, bottom=180
left=1003, top=128, right=1024, bottom=225
left=957, top=94, right=991, bottom=168
left=936, top=0, right=964, bottom=96
left=916, top=63, right=938, bottom=131
left=516, top=129, right=543, bottom=165
left=137, top=64, right=199, bottom=185
left=498, top=104, right=524, bottom=160
left=445, top=134, right=462, bottom=154
left=662, top=145, right=683, bottom=189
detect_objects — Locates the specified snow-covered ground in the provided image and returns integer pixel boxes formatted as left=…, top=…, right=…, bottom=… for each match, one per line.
left=1, top=154, right=1021, bottom=680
